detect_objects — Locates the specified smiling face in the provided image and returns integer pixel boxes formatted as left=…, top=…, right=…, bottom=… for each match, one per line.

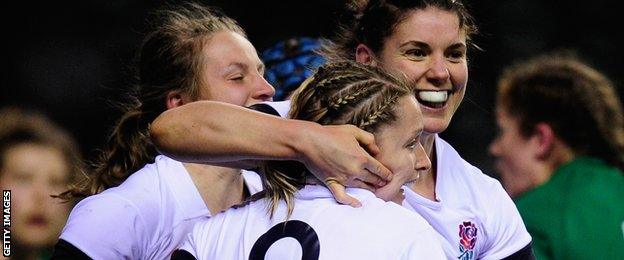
left=0, top=143, right=71, bottom=249
left=377, top=7, right=468, bottom=134
left=374, top=95, right=431, bottom=201
left=195, top=30, right=275, bottom=106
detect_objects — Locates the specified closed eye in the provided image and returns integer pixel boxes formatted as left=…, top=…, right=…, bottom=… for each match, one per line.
left=406, top=138, right=419, bottom=150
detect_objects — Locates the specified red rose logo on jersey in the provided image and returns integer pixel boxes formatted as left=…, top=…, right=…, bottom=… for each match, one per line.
left=458, top=221, right=477, bottom=260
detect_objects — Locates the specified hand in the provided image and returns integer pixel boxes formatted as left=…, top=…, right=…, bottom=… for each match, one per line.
left=298, top=124, right=393, bottom=207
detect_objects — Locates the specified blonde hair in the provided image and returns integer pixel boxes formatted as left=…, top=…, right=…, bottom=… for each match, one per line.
left=261, top=61, right=412, bottom=218
left=59, top=2, right=246, bottom=200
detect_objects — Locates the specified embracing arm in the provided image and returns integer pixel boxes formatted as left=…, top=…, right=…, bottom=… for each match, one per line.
left=150, top=101, right=393, bottom=206
left=151, top=101, right=312, bottom=167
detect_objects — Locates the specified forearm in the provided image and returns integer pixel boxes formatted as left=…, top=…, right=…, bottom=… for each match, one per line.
left=150, top=101, right=314, bottom=165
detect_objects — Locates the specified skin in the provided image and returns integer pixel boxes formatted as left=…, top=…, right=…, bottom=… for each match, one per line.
left=149, top=7, right=467, bottom=205
left=0, top=143, right=71, bottom=255
left=172, top=30, right=275, bottom=214
left=195, top=31, right=274, bottom=106
left=357, top=7, right=468, bottom=200
left=373, top=96, right=431, bottom=201
left=489, top=107, right=574, bottom=198
left=488, top=109, right=541, bottom=197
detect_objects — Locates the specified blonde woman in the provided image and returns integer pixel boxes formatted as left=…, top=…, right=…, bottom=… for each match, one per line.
left=173, top=61, right=444, bottom=260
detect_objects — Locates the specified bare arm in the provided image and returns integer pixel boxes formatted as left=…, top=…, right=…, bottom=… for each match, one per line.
left=150, top=101, right=393, bottom=206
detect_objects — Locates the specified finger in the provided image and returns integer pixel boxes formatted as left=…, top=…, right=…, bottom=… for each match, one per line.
left=355, top=169, right=387, bottom=188
left=353, top=129, right=380, bottom=156
left=348, top=179, right=377, bottom=192
left=327, top=181, right=362, bottom=208
left=364, top=157, right=393, bottom=182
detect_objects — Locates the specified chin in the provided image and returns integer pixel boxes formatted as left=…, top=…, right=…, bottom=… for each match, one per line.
left=423, top=118, right=451, bottom=135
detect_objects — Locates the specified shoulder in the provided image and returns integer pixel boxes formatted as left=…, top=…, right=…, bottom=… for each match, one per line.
left=347, top=193, right=434, bottom=235
left=436, top=136, right=504, bottom=194
left=59, top=156, right=186, bottom=257
left=60, top=192, right=149, bottom=258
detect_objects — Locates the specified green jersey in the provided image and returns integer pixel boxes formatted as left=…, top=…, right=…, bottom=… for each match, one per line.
left=516, top=157, right=624, bottom=259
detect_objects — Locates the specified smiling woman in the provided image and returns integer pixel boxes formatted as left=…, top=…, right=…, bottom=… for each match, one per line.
left=173, top=61, right=444, bottom=260
left=51, top=3, right=275, bottom=259
left=149, top=1, right=534, bottom=259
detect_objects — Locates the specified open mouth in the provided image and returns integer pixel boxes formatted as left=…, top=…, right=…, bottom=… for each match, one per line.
left=416, top=90, right=451, bottom=109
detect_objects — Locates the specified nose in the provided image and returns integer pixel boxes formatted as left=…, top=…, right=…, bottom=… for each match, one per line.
left=489, top=138, right=500, bottom=157
left=414, top=143, right=432, bottom=173
left=31, top=179, right=51, bottom=203
left=426, top=56, right=450, bottom=86
left=252, top=76, right=275, bottom=101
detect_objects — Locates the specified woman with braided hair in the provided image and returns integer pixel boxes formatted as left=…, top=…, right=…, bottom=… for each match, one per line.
left=489, top=53, right=624, bottom=259
left=152, top=0, right=533, bottom=259
left=172, top=61, right=445, bottom=260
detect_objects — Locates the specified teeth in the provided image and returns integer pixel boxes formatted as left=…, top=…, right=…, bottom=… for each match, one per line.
left=418, top=91, right=448, bottom=103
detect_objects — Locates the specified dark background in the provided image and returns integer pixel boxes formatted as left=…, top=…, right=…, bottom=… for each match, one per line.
left=3, top=0, right=621, bottom=177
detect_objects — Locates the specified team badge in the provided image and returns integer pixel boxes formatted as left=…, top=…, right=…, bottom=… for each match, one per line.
left=458, top=221, right=477, bottom=260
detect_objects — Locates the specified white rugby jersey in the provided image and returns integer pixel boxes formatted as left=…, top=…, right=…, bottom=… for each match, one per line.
left=59, top=155, right=262, bottom=259
left=261, top=101, right=532, bottom=259
left=178, top=185, right=446, bottom=260
left=402, top=135, right=532, bottom=260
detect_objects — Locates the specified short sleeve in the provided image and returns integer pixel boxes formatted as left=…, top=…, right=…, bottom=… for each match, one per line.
left=175, top=233, right=199, bottom=259
left=59, top=194, right=149, bottom=259
left=175, top=219, right=214, bottom=259
left=480, top=183, right=533, bottom=260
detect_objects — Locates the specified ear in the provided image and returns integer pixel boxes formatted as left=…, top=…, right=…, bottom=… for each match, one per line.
left=166, top=90, right=186, bottom=109
left=355, top=44, right=377, bottom=66
left=532, top=123, right=556, bottom=159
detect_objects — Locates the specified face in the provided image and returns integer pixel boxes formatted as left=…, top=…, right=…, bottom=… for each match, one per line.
left=374, top=96, right=431, bottom=201
left=377, top=7, right=468, bottom=134
left=196, top=30, right=275, bottom=106
left=489, top=108, right=538, bottom=198
left=0, top=143, right=71, bottom=248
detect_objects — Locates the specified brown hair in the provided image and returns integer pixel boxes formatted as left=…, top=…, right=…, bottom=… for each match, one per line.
left=0, top=107, right=81, bottom=184
left=497, top=53, right=624, bottom=171
left=261, top=61, right=413, bottom=218
left=58, top=2, right=246, bottom=200
left=322, top=0, right=478, bottom=61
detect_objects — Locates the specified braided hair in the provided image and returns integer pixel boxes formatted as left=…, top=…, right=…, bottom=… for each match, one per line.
left=261, top=60, right=412, bottom=218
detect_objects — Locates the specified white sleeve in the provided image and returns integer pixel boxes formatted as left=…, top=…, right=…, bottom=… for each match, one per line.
left=401, top=228, right=446, bottom=259
left=176, top=220, right=213, bottom=259
left=59, top=194, right=149, bottom=259
left=176, top=231, right=199, bottom=258
left=480, top=183, right=532, bottom=260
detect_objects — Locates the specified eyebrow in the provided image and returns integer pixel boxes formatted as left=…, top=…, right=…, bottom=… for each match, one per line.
left=399, top=41, right=466, bottom=50
left=226, top=62, right=248, bottom=72
left=226, top=62, right=265, bottom=74
left=399, top=41, right=430, bottom=51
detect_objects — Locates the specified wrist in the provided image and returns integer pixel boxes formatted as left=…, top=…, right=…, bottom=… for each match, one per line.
left=285, top=119, right=322, bottom=163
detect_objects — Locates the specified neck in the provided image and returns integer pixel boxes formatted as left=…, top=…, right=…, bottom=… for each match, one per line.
left=409, top=132, right=438, bottom=201
left=536, top=141, right=576, bottom=186
left=183, top=163, right=246, bottom=214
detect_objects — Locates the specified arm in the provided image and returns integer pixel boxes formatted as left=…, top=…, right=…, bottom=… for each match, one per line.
left=150, top=101, right=393, bottom=206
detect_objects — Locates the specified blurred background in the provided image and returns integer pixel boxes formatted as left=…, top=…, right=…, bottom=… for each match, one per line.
left=3, top=0, right=621, bottom=177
